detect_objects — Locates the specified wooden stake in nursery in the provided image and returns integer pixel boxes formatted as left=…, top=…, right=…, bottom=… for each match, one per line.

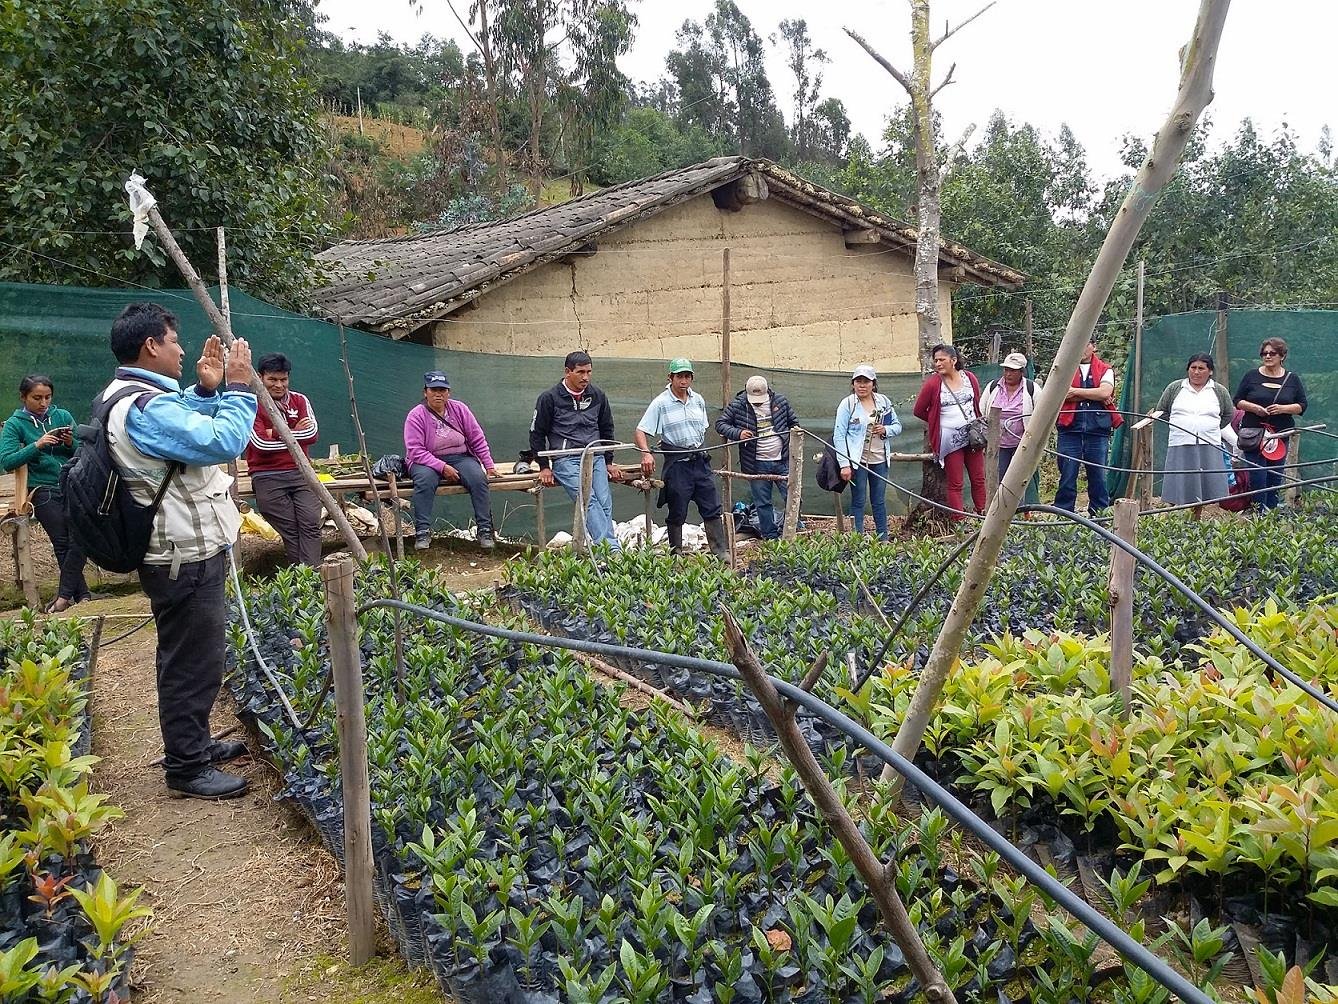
left=721, top=610, right=956, bottom=1003
left=782, top=427, right=804, bottom=539
left=882, top=0, right=1232, bottom=784
left=720, top=248, right=736, bottom=565
left=136, top=193, right=368, bottom=561
left=321, top=556, right=376, bottom=966
left=572, top=448, right=595, bottom=554
left=985, top=406, right=1002, bottom=502
left=1107, top=499, right=1138, bottom=714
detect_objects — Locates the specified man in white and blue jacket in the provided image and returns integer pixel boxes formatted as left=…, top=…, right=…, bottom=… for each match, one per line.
left=97, top=303, right=257, bottom=800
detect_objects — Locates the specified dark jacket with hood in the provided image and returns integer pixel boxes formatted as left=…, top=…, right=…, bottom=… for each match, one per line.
left=529, top=380, right=616, bottom=469
left=715, top=389, right=799, bottom=474
left=0, top=405, right=77, bottom=488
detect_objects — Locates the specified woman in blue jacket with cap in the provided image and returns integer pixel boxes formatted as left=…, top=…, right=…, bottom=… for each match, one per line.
left=833, top=364, right=902, bottom=541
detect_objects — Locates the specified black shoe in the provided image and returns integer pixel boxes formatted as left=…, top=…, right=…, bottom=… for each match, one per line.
left=166, top=767, right=249, bottom=800
left=477, top=529, right=496, bottom=551
left=208, top=740, right=248, bottom=764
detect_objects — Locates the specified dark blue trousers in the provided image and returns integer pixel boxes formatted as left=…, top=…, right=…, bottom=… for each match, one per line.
left=1054, top=430, right=1112, bottom=512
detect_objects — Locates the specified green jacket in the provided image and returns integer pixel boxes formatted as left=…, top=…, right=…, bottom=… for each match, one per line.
left=0, top=405, right=78, bottom=488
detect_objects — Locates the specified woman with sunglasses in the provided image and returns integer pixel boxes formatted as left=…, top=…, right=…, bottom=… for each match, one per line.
left=1234, top=338, right=1308, bottom=510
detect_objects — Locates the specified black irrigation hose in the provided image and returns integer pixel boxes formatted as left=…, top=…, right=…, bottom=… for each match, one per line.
left=1139, top=471, right=1338, bottom=516
left=89, top=615, right=155, bottom=648
left=1016, top=504, right=1338, bottom=715
left=850, top=529, right=981, bottom=694
left=352, top=596, right=1216, bottom=1004
left=1044, top=445, right=1338, bottom=477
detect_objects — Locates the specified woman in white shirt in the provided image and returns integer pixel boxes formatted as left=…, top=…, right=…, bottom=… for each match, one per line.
left=1154, top=353, right=1236, bottom=514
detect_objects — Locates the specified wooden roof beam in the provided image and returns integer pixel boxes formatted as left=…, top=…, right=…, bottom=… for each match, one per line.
left=843, top=227, right=880, bottom=246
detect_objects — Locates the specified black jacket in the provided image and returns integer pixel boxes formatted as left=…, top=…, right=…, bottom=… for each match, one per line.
left=529, top=381, right=615, bottom=469
left=715, top=389, right=799, bottom=474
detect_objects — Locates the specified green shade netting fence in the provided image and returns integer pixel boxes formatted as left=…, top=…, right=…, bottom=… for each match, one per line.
left=1110, top=309, right=1338, bottom=499
left=0, top=282, right=988, bottom=535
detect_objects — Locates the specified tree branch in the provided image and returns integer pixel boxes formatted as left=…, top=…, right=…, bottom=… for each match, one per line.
left=929, top=62, right=956, bottom=98
left=721, top=608, right=956, bottom=1003
left=930, top=1, right=997, bottom=51
left=939, top=122, right=977, bottom=184
left=445, top=0, right=482, bottom=54
left=843, top=28, right=913, bottom=96
left=883, top=0, right=1233, bottom=786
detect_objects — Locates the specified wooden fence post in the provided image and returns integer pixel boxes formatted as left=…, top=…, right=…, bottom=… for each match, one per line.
left=833, top=495, right=846, bottom=532
left=782, top=428, right=804, bottom=539
left=1108, top=500, right=1137, bottom=715
left=5, top=465, right=39, bottom=609
left=1214, top=291, right=1230, bottom=390
left=1132, top=260, right=1144, bottom=414
left=1285, top=431, right=1302, bottom=506
left=1126, top=411, right=1160, bottom=505
left=321, top=557, right=376, bottom=966
left=533, top=486, right=547, bottom=549
left=985, top=406, right=1002, bottom=503
left=643, top=483, right=654, bottom=549
left=571, top=451, right=594, bottom=554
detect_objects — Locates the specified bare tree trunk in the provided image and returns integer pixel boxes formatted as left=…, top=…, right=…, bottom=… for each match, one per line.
left=907, top=0, right=942, bottom=371
left=479, top=0, right=508, bottom=194
left=882, top=0, right=1231, bottom=783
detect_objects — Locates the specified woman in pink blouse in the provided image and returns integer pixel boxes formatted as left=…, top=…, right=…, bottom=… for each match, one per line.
left=404, top=370, right=498, bottom=551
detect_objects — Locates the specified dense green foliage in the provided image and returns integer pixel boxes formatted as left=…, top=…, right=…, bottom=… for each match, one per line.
left=0, top=0, right=335, bottom=304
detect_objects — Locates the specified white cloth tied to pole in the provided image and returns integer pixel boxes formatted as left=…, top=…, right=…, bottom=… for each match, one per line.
left=124, top=172, right=158, bottom=249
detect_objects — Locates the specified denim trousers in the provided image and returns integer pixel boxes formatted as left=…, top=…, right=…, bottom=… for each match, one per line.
left=410, top=457, right=492, bottom=533
left=1241, top=448, right=1285, bottom=509
left=30, top=486, right=89, bottom=600
left=552, top=455, right=619, bottom=548
left=749, top=459, right=789, bottom=539
left=1054, top=430, right=1112, bottom=512
left=849, top=462, right=889, bottom=540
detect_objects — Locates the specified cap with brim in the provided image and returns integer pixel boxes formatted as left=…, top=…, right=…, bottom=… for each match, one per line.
left=851, top=364, right=877, bottom=382
left=1002, top=352, right=1028, bottom=370
left=668, top=358, right=694, bottom=375
left=1260, top=434, right=1287, bottom=462
left=424, top=370, right=450, bottom=389
left=745, top=375, right=769, bottom=403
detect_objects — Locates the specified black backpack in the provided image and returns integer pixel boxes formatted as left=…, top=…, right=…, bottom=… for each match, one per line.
left=60, top=385, right=181, bottom=573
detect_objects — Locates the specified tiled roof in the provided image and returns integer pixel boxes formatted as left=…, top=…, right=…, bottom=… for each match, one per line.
left=313, top=156, right=1025, bottom=332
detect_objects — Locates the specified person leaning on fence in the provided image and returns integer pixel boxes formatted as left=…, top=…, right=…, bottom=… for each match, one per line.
left=0, top=374, right=91, bottom=612
left=834, top=364, right=902, bottom=541
left=404, top=370, right=499, bottom=551
left=1235, top=337, right=1308, bottom=511
left=1155, top=353, right=1237, bottom=514
left=98, top=302, right=257, bottom=800
left=634, top=358, right=729, bottom=559
left=914, top=345, right=986, bottom=521
left=530, top=351, right=622, bottom=550
left=245, top=353, right=322, bottom=567
left=715, top=375, right=799, bottom=541
left=1053, top=335, right=1122, bottom=516
left=981, top=352, right=1042, bottom=481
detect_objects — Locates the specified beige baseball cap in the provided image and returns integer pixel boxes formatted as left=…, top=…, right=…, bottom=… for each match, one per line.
left=746, top=375, right=769, bottom=403
left=1002, top=352, right=1028, bottom=370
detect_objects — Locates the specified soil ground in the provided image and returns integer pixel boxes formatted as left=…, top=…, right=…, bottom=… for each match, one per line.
left=3, top=534, right=507, bottom=1002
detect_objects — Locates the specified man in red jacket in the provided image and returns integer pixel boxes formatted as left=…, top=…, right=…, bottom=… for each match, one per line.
left=245, top=353, right=322, bottom=566
left=1054, top=336, right=1122, bottom=515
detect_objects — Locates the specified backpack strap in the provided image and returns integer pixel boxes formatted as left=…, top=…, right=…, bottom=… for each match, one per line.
left=95, top=383, right=183, bottom=507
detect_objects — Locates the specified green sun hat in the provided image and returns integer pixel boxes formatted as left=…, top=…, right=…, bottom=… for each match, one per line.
left=668, top=357, right=695, bottom=374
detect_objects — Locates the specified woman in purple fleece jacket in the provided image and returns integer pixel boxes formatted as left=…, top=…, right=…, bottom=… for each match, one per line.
left=404, top=370, right=499, bottom=551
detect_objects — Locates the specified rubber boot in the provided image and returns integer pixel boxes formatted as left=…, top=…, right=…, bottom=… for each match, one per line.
left=703, top=517, right=731, bottom=564
left=667, top=523, right=684, bottom=555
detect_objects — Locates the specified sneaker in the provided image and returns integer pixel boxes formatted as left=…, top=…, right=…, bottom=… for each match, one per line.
left=208, top=740, right=248, bottom=764
left=477, top=529, right=496, bottom=551
left=415, top=532, right=431, bottom=550
left=166, top=767, right=249, bottom=800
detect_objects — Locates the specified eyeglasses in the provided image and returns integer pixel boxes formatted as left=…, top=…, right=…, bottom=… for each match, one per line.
left=1260, top=350, right=1282, bottom=357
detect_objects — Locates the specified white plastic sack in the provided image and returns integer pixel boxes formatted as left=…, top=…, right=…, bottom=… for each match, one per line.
left=124, top=172, right=158, bottom=250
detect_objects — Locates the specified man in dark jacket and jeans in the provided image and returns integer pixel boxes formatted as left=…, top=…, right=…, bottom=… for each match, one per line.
left=715, top=375, right=799, bottom=539
left=530, top=351, right=622, bottom=548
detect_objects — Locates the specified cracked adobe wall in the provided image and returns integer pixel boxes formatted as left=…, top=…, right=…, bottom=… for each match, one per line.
left=429, top=195, right=955, bottom=373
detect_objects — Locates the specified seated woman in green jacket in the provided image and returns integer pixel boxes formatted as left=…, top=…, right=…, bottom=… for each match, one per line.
left=0, top=374, right=90, bottom=611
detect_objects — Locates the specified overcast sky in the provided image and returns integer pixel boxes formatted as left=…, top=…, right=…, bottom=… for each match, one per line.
left=315, top=0, right=1335, bottom=181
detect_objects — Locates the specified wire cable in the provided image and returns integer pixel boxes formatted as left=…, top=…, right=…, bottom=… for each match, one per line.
left=226, top=547, right=303, bottom=733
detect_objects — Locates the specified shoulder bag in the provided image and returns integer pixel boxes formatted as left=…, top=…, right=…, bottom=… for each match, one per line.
left=1237, top=373, right=1289, bottom=454
left=950, top=377, right=988, bottom=452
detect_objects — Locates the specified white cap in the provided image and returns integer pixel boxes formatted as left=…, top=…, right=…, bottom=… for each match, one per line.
left=1002, top=352, right=1028, bottom=370
left=851, top=364, right=877, bottom=382
left=745, top=375, right=769, bottom=403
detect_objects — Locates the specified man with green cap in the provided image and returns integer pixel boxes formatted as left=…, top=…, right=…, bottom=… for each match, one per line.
left=634, top=358, right=728, bottom=558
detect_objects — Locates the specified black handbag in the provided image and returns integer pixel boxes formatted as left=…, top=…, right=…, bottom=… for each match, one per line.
left=950, top=378, right=988, bottom=451
left=1238, top=373, right=1290, bottom=455
left=815, top=444, right=848, bottom=494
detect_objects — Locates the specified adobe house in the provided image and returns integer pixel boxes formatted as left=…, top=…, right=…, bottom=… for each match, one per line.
left=312, top=157, right=1023, bottom=373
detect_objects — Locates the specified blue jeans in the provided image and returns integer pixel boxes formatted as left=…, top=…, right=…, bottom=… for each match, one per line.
left=552, top=455, right=620, bottom=548
left=1054, top=430, right=1111, bottom=512
left=410, top=457, right=491, bottom=534
left=749, top=459, right=789, bottom=539
left=1241, top=449, right=1285, bottom=509
left=849, top=462, right=889, bottom=540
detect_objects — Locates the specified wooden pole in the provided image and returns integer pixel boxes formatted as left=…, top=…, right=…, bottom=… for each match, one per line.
left=985, top=406, right=1002, bottom=502
left=143, top=202, right=368, bottom=561
left=534, top=487, right=547, bottom=548
left=1133, top=260, right=1144, bottom=413
left=1285, top=431, right=1302, bottom=506
left=833, top=495, right=846, bottom=532
left=1137, top=424, right=1155, bottom=510
left=387, top=472, right=404, bottom=561
left=12, top=517, right=39, bottom=609
left=1214, top=291, right=1230, bottom=389
left=217, top=228, right=242, bottom=505
left=320, top=556, right=376, bottom=966
left=356, top=86, right=364, bottom=135
left=721, top=249, right=736, bottom=565
left=1023, top=297, right=1034, bottom=363
left=571, top=449, right=594, bottom=553
left=781, top=427, right=804, bottom=539
left=1107, top=500, right=1137, bottom=715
